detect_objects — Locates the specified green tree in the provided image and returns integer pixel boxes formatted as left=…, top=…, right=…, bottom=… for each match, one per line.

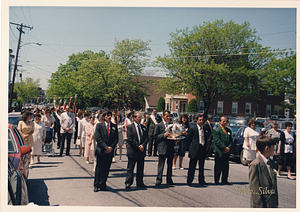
left=14, top=78, right=41, bottom=106
left=187, top=99, right=198, bottom=112
left=155, top=19, right=272, bottom=119
left=261, top=51, right=296, bottom=114
left=157, top=96, right=165, bottom=112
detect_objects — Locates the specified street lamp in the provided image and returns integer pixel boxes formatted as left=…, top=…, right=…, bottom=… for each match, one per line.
left=9, top=41, right=42, bottom=111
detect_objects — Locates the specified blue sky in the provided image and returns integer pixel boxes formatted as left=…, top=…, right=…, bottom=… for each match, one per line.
left=7, top=4, right=297, bottom=90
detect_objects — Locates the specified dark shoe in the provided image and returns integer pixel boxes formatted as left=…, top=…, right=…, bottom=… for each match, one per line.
left=100, top=187, right=109, bottom=191
left=222, top=181, right=232, bottom=185
left=125, top=184, right=131, bottom=189
left=148, top=154, right=152, bottom=156
left=57, top=146, right=60, bottom=149
left=167, top=182, right=175, bottom=186
left=187, top=182, right=192, bottom=186
left=66, top=154, right=70, bottom=156
left=199, top=181, right=208, bottom=186
left=59, top=154, right=62, bottom=157
left=94, top=187, right=100, bottom=192
left=215, top=182, right=220, bottom=185
left=137, top=183, right=147, bottom=188
left=153, top=154, right=158, bottom=156
left=155, top=182, right=162, bottom=186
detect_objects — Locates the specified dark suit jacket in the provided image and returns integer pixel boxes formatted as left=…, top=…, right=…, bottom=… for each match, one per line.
left=213, top=126, right=233, bottom=158
left=154, top=121, right=174, bottom=155
left=249, top=155, right=278, bottom=208
left=146, top=114, right=162, bottom=135
left=203, top=122, right=213, bottom=152
left=94, top=122, right=118, bottom=157
left=186, top=125, right=210, bottom=159
left=126, top=123, right=148, bottom=158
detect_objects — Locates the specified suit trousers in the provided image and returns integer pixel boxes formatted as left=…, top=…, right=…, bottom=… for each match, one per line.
left=60, top=132, right=72, bottom=155
left=125, top=157, right=145, bottom=186
left=156, top=149, right=174, bottom=183
left=94, top=153, right=113, bottom=189
left=214, top=155, right=229, bottom=183
left=187, top=145, right=206, bottom=184
left=147, top=133, right=155, bottom=155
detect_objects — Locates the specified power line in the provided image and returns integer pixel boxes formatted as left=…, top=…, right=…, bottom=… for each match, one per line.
left=21, top=7, right=29, bottom=24
left=10, top=8, right=23, bottom=23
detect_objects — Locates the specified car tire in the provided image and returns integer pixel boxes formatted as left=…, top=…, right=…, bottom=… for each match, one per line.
left=240, top=149, right=248, bottom=166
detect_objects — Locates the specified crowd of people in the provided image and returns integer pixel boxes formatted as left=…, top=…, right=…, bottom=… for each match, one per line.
left=16, top=105, right=295, bottom=208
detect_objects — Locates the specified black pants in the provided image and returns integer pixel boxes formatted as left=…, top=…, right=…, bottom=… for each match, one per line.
left=53, top=128, right=61, bottom=146
left=125, top=157, right=145, bottom=186
left=60, top=132, right=72, bottom=156
left=94, top=154, right=113, bottom=189
left=147, top=133, right=155, bottom=155
left=156, top=149, right=174, bottom=183
left=214, top=155, right=230, bottom=183
left=187, top=145, right=206, bottom=184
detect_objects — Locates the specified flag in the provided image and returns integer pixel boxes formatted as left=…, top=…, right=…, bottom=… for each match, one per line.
left=63, top=99, right=67, bottom=110
left=58, top=99, right=62, bottom=110
left=69, top=97, right=73, bottom=108
left=73, top=95, right=77, bottom=114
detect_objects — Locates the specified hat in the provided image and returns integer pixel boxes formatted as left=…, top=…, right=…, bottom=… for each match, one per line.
left=261, top=128, right=266, bottom=131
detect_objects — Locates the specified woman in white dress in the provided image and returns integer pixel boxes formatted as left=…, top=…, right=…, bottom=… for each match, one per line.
left=78, top=112, right=90, bottom=156
left=85, top=114, right=95, bottom=163
left=32, top=113, right=46, bottom=163
left=243, top=119, right=260, bottom=165
left=116, top=115, right=125, bottom=161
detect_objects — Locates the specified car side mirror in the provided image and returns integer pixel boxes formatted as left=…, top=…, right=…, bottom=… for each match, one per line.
left=20, top=146, right=32, bottom=155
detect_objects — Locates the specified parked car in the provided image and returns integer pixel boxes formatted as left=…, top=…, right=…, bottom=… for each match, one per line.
left=8, top=157, right=29, bottom=205
left=8, top=112, right=21, bottom=126
left=266, top=121, right=296, bottom=133
left=8, top=124, right=32, bottom=180
left=231, top=126, right=262, bottom=165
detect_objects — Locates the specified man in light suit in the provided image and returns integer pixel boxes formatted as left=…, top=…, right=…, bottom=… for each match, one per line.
left=146, top=108, right=162, bottom=156
left=249, top=135, right=278, bottom=208
left=186, top=115, right=210, bottom=186
left=154, top=110, right=175, bottom=186
left=93, top=111, right=118, bottom=192
left=125, top=112, right=148, bottom=189
left=59, top=105, right=75, bottom=156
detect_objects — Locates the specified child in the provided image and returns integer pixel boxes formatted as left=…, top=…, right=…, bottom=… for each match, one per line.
left=249, top=135, right=278, bottom=208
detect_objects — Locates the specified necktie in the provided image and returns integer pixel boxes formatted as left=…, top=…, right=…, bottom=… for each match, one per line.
left=200, top=127, right=204, bottom=145
left=138, top=124, right=142, bottom=143
left=106, top=124, right=109, bottom=136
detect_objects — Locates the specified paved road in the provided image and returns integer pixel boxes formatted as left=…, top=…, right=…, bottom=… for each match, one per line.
left=27, top=141, right=296, bottom=208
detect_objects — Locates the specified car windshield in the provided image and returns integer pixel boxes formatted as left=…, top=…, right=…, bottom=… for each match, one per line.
left=8, top=116, right=19, bottom=126
left=228, top=119, right=246, bottom=126
left=8, top=129, right=18, bottom=154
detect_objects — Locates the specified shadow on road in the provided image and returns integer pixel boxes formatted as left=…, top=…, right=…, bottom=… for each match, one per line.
left=27, top=179, right=50, bottom=206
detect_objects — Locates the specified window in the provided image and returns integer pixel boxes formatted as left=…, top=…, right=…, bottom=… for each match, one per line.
left=199, top=101, right=204, bottom=112
left=232, top=102, right=238, bottom=114
left=266, top=105, right=271, bottom=116
left=217, top=101, right=223, bottom=113
left=274, top=105, right=279, bottom=115
left=267, top=90, right=272, bottom=96
left=175, top=101, right=178, bottom=110
left=245, top=103, right=251, bottom=115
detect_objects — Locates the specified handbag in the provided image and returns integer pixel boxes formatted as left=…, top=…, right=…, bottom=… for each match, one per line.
left=76, top=137, right=81, bottom=145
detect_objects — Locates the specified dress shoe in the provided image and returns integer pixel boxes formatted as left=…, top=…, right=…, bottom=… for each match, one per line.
left=199, top=181, right=208, bottom=186
left=155, top=182, right=162, bottom=186
left=187, top=182, right=192, bottom=186
left=137, top=183, right=147, bottom=188
left=167, top=182, right=175, bottom=186
left=153, top=154, right=158, bottom=156
left=125, top=184, right=131, bottom=189
left=215, top=182, right=220, bottom=185
left=222, top=181, right=232, bottom=185
left=100, top=187, right=109, bottom=191
left=94, top=187, right=100, bottom=192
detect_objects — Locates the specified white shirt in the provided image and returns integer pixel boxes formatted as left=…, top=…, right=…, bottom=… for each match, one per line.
left=284, top=130, right=294, bottom=153
left=259, top=152, right=272, bottom=178
left=243, top=127, right=260, bottom=150
left=197, top=124, right=205, bottom=145
left=134, top=122, right=142, bottom=143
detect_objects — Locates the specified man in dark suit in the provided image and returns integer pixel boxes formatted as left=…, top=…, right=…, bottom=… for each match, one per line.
left=93, top=111, right=118, bottom=192
left=203, top=115, right=214, bottom=157
left=154, top=110, right=175, bottom=186
left=186, top=115, right=210, bottom=186
left=249, top=136, right=278, bottom=208
left=146, top=108, right=162, bottom=156
left=213, top=115, right=233, bottom=185
left=125, top=112, right=149, bottom=189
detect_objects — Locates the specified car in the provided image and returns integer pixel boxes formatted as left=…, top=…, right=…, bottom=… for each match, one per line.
left=8, top=157, right=29, bottom=205
left=87, top=107, right=103, bottom=114
left=231, top=126, right=262, bottom=165
left=8, top=112, right=21, bottom=126
left=8, top=124, right=32, bottom=180
left=266, top=121, right=296, bottom=132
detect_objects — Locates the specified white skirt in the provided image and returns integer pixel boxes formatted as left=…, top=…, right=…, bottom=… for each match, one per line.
left=81, top=137, right=86, bottom=148
left=243, top=149, right=256, bottom=161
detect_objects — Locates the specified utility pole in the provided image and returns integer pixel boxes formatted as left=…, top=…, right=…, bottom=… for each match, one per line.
left=9, top=22, right=33, bottom=111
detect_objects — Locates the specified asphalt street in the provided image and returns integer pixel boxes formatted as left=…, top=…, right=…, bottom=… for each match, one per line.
left=27, top=140, right=296, bottom=208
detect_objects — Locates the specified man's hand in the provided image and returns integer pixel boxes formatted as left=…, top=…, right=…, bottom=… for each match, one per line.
left=182, top=131, right=187, bottom=136
left=138, top=145, right=144, bottom=152
left=105, top=146, right=113, bottom=154
left=65, top=127, right=70, bottom=132
left=223, top=147, right=230, bottom=154
left=164, top=132, right=171, bottom=138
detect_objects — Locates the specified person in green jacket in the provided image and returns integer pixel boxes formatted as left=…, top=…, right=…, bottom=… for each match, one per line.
left=213, top=115, right=233, bottom=185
